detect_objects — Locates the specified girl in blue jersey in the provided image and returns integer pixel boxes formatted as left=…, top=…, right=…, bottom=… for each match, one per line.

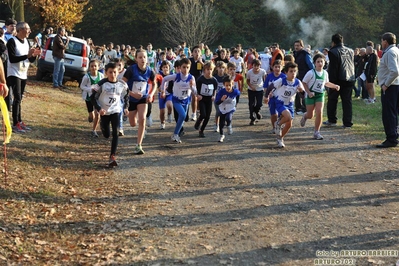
left=263, top=60, right=286, bottom=134
left=91, top=62, right=129, bottom=168
left=80, top=59, right=104, bottom=137
left=123, top=48, right=157, bottom=154
left=266, top=62, right=304, bottom=148
left=160, top=58, right=196, bottom=143
left=215, top=76, right=240, bottom=142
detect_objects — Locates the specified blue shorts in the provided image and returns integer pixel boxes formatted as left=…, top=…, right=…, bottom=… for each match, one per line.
left=268, top=97, right=278, bottom=115
left=276, top=102, right=294, bottom=118
left=158, top=93, right=172, bottom=109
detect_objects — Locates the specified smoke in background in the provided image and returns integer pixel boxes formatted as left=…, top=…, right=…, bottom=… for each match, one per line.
left=263, top=0, right=332, bottom=49
left=298, top=15, right=331, bottom=49
left=263, top=0, right=299, bottom=20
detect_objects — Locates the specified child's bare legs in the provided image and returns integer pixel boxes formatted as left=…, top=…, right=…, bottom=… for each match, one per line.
left=160, top=108, right=165, bottom=124
left=279, top=110, right=292, bottom=138
left=166, top=101, right=173, bottom=118
left=271, top=114, right=278, bottom=130
left=129, top=110, right=138, bottom=127
left=92, top=110, right=99, bottom=131
left=191, top=96, right=197, bottom=120
left=314, top=102, right=324, bottom=132
left=136, top=104, right=147, bottom=145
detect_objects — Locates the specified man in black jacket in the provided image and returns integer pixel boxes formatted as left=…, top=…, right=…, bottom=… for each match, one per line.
left=324, top=34, right=355, bottom=128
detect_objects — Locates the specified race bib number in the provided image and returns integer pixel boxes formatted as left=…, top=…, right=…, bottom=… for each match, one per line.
left=175, top=83, right=191, bottom=100
left=19, top=61, right=28, bottom=73
left=311, top=79, right=324, bottom=93
left=197, top=62, right=202, bottom=71
left=200, top=84, right=214, bottom=96
left=220, top=97, right=236, bottom=113
left=132, top=81, right=147, bottom=94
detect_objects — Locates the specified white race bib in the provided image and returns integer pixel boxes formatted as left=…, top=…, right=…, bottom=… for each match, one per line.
left=200, top=84, right=214, bottom=96
left=174, top=82, right=191, bottom=100
left=132, top=81, right=147, bottom=94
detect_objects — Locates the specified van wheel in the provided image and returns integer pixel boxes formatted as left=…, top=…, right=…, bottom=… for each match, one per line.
left=36, top=69, right=45, bottom=80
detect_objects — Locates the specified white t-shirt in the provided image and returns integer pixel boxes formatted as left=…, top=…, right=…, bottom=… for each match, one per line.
left=103, top=49, right=117, bottom=64
left=229, top=56, right=244, bottom=72
left=259, top=53, right=272, bottom=73
left=247, top=68, right=266, bottom=91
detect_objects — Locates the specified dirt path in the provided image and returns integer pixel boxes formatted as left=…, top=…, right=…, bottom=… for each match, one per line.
left=108, top=95, right=399, bottom=265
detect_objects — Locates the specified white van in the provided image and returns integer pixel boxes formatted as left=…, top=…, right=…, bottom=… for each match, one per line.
left=36, top=34, right=90, bottom=84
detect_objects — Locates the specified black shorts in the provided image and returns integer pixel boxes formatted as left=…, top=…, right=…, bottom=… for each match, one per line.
left=128, top=98, right=147, bottom=111
left=85, top=100, right=94, bottom=113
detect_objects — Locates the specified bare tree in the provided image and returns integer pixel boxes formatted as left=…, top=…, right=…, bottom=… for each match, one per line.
left=161, top=0, right=219, bottom=48
left=3, top=0, right=24, bottom=21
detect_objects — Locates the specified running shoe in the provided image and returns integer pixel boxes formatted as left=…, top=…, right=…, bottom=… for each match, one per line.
left=191, top=113, right=197, bottom=121
left=160, top=123, right=165, bottom=130
left=323, top=121, right=337, bottom=127
left=227, top=125, right=233, bottom=135
left=88, top=115, right=93, bottom=123
left=167, top=114, right=172, bottom=123
left=12, top=122, right=26, bottom=133
left=20, top=121, right=31, bottom=131
left=274, top=121, right=282, bottom=137
left=134, top=145, right=145, bottom=155
left=171, top=134, right=182, bottom=143
left=300, top=113, right=307, bottom=127
left=118, top=129, right=124, bottom=136
left=146, top=115, right=153, bottom=127
left=92, top=130, right=99, bottom=138
left=108, top=155, right=118, bottom=168
left=214, top=124, right=219, bottom=132
left=249, top=119, right=255, bottom=126
left=277, top=137, right=285, bottom=148
left=199, top=131, right=205, bottom=138
left=194, top=120, right=200, bottom=130
left=219, top=135, right=225, bottom=142
left=256, top=112, right=262, bottom=120
left=313, top=131, right=324, bottom=140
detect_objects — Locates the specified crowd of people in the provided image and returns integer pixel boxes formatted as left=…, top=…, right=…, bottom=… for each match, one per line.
left=0, top=18, right=398, bottom=167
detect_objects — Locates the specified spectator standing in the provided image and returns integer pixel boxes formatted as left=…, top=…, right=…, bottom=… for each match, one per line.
left=324, top=34, right=355, bottom=128
left=294, top=39, right=314, bottom=115
left=6, top=22, right=41, bottom=132
left=376, top=32, right=399, bottom=148
left=259, top=47, right=272, bottom=74
left=52, top=27, right=69, bottom=88
left=364, top=46, right=378, bottom=104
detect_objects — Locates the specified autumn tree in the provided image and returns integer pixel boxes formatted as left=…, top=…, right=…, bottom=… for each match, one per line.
left=1, top=0, right=24, bottom=21
left=161, top=0, right=219, bottom=48
left=30, top=0, right=88, bottom=32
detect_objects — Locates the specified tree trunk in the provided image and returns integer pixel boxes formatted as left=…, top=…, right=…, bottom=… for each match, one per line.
left=15, top=0, right=24, bottom=21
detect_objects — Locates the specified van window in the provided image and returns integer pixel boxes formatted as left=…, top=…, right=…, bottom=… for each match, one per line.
left=49, top=38, right=83, bottom=56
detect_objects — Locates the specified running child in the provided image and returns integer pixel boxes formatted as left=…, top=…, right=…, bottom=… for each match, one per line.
left=91, top=62, right=129, bottom=168
left=263, top=59, right=286, bottom=134
left=227, top=62, right=244, bottom=105
left=158, top=61, right=173, bottom=129
left=246, top=59, right=267, bottom=125
left=123, top=48, right=157, bottom=154
left=160, top=58, right=196, bottom=143
left=195, top=61, right=218, bottom=137
left=269, top=62, right=304, bottom=148
left=80, top=59, right=104, bottom=137
left=229, top=49, right=245, bottom=74
left=213, top=61, right=228, bottom=132
left=300, top=53, right=340, bottom=140
left=115, top=58, right=127, bottom=136
left=93, top=47, right=106, bottom=73
left=215, top=76, right=240, bottom=142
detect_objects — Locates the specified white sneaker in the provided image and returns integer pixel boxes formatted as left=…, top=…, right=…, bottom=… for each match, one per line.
left=296, top=111, right=304, bottom=115
left=167, top=114, right=172, bottom=123
left=160, top=123, right=165, bottom=130
left=191, top=113, right=197, bottom=121
left=313, top=131, right=324, bottom=140
left=146, top=115, right=153, bottom=127
left=227, top=125, right=233, bottom=135
left=214, top=124, right=219, bottom=132
left=274, top=121, right=282, bottom=137
left=300, top=113, right=307, bottom=127
left=277, top=137, right=285, bottom=148
left=171, top=134, right=182, bottom=143
left=219, top=135, right=225, bottom=142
